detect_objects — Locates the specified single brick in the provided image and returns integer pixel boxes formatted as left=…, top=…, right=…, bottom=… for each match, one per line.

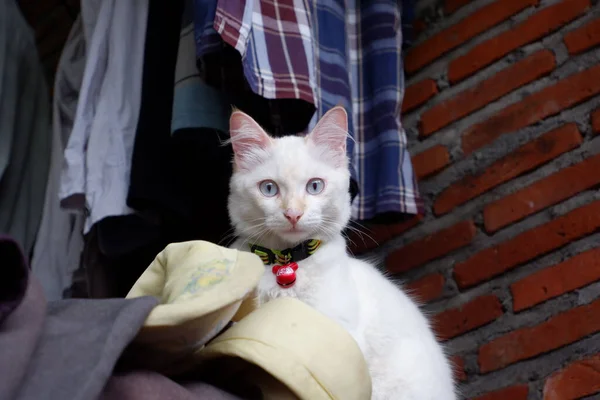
left=564, top=17, right=600, bottom=55
left=404, top=0, right=538, bottom=74
left=445, top=0, right=473, bottom=14
left=386, top=220, right=476, bottom=274
left=473, top=385, right=529, bottom=400
left=387, top=215, right=423, bottom=237
left=462, top=64, right=600, bottom=154
left=512, top=247, right=600, bottom=312
left=479, top=298, right=600, bottom=373
left=543, top=354, right=600, bottom=400
left=435, top=124, right=582, bottom=215
left=403, top=80, right=438, bottom=113
left=448, top=0, right=590, bottom=83
left=420, top=50, right=555, bottom=137
left=484, top=153, right=600, bottom=233
left=406, top=273, right=445, bottom=303
left=412, top=145, right=451, bottom=180
left=433, top=295, right=503, bottom=341
left=592, top=108, right=600, bottom=135
left=455, top=199, right=600, bottom=289
left=348, top=216, right=422, bottom=255
left=450, top=355, right=467, bottom=382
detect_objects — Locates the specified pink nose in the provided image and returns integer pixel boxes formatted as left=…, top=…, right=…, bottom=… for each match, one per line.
left=284, top=209, right=303, bottom=225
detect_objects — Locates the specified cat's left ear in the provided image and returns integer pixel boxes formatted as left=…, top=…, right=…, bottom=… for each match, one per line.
left=307, top=106, right=348, bottom=167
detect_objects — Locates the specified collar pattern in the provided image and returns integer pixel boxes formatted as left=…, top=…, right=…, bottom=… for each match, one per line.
left=249, top=239, right=322, bottom=265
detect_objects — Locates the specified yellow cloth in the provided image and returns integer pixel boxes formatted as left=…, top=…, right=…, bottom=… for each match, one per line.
left=199, top=297, right=372, bottom=400
left=126, top=240, right=264, bottom=373
left=127, top=240, right=372, bottom=399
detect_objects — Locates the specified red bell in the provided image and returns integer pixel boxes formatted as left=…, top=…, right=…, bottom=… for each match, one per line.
left=273, top=262, right=298, bottom=288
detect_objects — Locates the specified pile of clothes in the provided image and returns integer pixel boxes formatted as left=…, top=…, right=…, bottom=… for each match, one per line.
left=0, top=236, right=372, bottom=400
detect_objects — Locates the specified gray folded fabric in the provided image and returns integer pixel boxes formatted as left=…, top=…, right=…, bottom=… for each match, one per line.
left=0, top=233, right=158, bottom=400
left=101, top=370, right=242, bottom=400
left=0, top=234, right=243, bottom=400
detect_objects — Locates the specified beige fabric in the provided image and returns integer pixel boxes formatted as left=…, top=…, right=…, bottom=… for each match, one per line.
left=126, top=241, right=264, bottom=373
left=127, top=241, right=372, bottom=399
left=199, top=297, right=372, bottom=400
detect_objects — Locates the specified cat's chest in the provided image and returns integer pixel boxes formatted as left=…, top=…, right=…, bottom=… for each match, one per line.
left=256, top=260, right=323, bottom=305
left=255, top=259, right=362, bottom=345
left=255, top=259, right=359, bottom=328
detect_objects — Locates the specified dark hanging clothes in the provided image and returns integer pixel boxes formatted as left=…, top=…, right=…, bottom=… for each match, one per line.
left=198, top=46, right=316, bottom=137
left=127, top=0, right=184, bottom=218
left=401, top=0, right=417, bottom=48
left=78, top=0, right=183, bottom=298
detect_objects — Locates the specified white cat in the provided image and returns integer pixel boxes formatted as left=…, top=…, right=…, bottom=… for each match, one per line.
left=227, top=107, right=456, bottom=400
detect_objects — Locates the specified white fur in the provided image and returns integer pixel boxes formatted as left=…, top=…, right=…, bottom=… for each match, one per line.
left=228, top=109, right=456, bottom=400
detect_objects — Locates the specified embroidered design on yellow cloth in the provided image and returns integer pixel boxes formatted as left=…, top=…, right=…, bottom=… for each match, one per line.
left=174, top=258, right=234, bottom=302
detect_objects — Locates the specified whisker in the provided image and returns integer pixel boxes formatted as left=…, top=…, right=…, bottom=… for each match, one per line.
left=340, top=231, right=358, bottom=248
left=218, top=218, right=268, bottom=246
left=347, top=219, right=370, bottom=230
left=237, top=226, right=270, bottom=252
left=344, top=225, right=378, bottom=248
left=317, top=216, right=379, bottom=249
left=221, top=220, right=270, bottom=248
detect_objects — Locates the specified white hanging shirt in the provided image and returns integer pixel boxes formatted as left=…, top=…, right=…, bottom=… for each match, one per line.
left=59, top=0, right=149, bottom=233
left=31, top=16, right=86, bottom=301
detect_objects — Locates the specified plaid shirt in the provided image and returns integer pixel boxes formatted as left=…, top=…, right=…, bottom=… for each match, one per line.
left=198, top=0, right=316, bottom=104
left=193, top=0, right=422, bottom=221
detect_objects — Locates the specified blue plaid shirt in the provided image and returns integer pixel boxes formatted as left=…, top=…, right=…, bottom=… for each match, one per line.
left=194, top=0, right=422, bottom=221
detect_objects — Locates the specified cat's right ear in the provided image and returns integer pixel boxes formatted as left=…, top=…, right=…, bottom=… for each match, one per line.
left=229, top=111, right=272, bottom=171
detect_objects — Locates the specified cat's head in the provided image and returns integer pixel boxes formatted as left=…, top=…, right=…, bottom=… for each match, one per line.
left=227, top=107, right=351, bottom=246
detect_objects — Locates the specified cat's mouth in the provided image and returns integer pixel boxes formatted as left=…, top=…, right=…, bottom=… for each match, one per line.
left=283, top=227, right=305, bottom=234
left=277, top=227, right=311, bottom=242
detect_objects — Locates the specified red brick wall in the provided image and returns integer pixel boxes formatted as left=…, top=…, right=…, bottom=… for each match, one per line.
left=352, top=0, right=600, bottom=398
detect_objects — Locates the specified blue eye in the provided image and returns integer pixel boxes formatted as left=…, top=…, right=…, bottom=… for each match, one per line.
left=306, top=178, right=325, bottom=195
left=259, top=180, right=279, bottom=197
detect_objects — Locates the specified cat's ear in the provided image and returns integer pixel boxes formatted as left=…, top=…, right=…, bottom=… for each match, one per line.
left=229, top=110, right=272, bottom=170
left=307, top=106, right=348, bottom=167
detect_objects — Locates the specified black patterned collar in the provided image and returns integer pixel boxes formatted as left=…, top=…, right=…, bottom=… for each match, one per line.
left=249, top=239, right=322, bottom=265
